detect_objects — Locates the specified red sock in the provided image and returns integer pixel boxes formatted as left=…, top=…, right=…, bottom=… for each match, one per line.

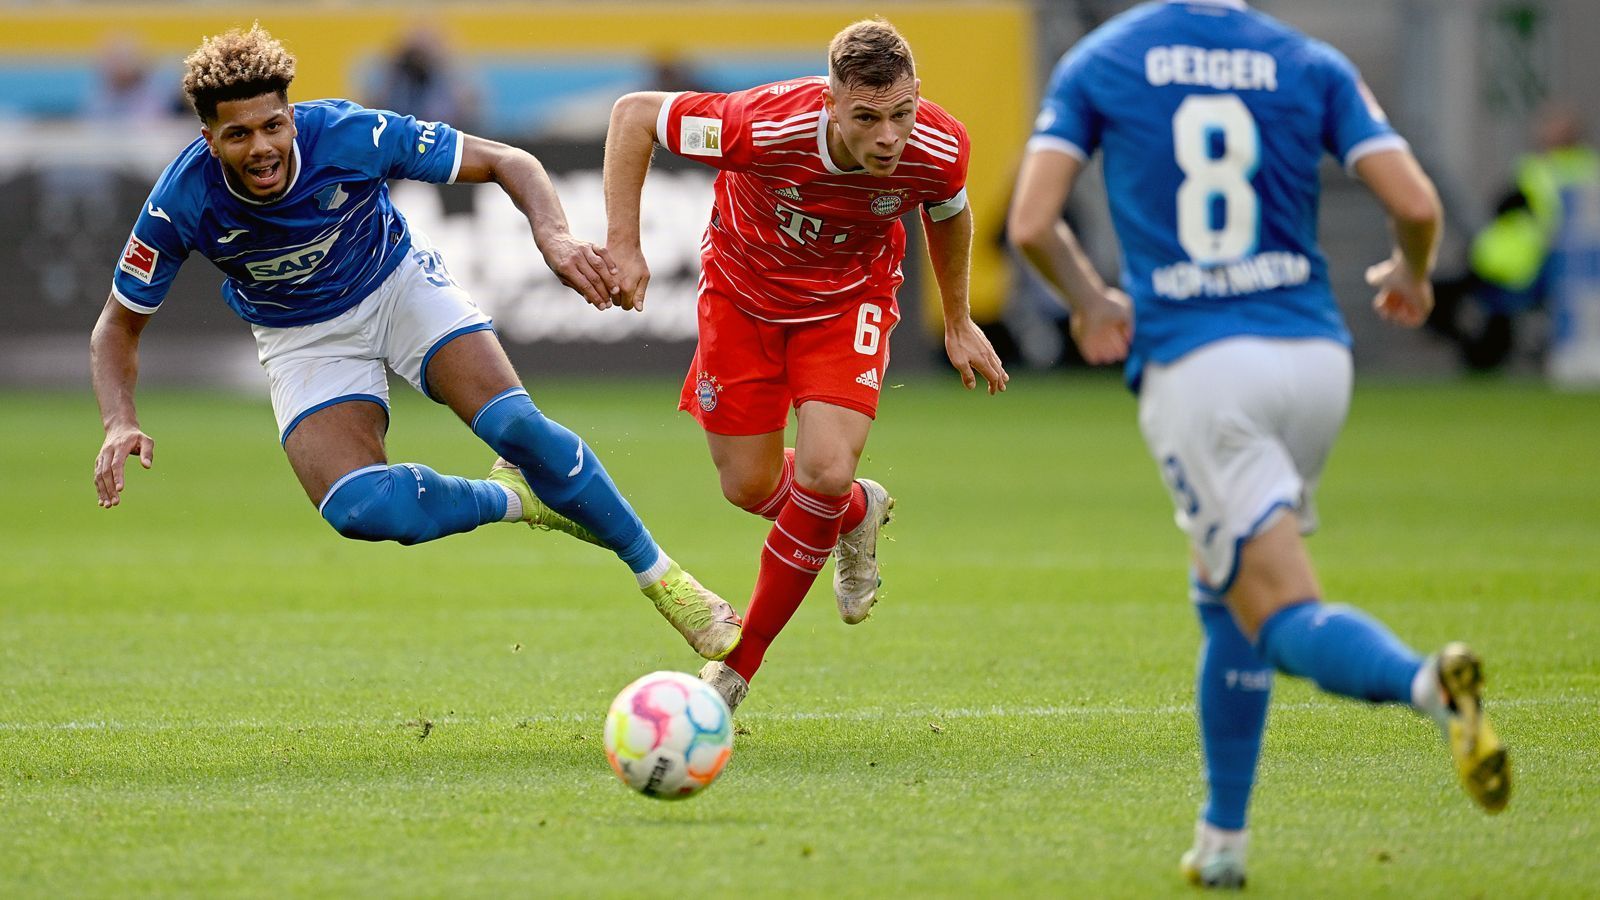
left=742, top=448, right=868, bottom=532
left=724, top=482, right=850, bottom=682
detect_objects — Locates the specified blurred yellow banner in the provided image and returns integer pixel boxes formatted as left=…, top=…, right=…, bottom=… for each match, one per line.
left=1, top=2, right=1031, bottom=326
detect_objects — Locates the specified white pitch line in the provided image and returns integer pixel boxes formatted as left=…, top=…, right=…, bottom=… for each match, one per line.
left=0, top=697, right=1563, bottom=734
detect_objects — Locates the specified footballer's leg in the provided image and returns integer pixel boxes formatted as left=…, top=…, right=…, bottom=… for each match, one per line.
left=427, top=330, right=741, bottom=660
left=288, top=400, right=517, bottom=545
left=719, top=401, right=871, bottom=686
left=1183, top=574, right=1271, bottom=890
left=1232, top=516, right=1510, bottom=812
left=719, top=442, right=880, bottom=621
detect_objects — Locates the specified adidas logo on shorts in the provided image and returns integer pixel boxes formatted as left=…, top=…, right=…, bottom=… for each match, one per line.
left=855, top=368, right=881, bottom=390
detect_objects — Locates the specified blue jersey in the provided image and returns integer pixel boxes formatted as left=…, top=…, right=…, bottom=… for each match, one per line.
left=112, top=99, right=463, bottom=327
left=1030, top=0, right=1407, bottom=387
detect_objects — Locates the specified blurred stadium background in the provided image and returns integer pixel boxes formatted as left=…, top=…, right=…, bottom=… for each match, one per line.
left=1, top=0, right=1598, bottom=390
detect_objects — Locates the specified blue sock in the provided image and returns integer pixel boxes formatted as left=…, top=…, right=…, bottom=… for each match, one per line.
left=320, top=463, right=507, bottom=545
left=472, top=388, right=660, bottom=573
left=1194, top=589, right=1272, bottom=831
left=1256, top=600, right=1422, bottom=704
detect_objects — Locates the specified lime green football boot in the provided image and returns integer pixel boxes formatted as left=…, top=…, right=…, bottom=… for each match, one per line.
left=486, top=458, right=602, bottom=545
left=643, top=562, right=743, bottom=661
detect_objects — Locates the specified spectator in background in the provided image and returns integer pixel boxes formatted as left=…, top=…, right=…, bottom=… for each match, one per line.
left=370, top=24, right=481, bottom=133
left=84, top=37, right=185, bottom=123
left=1432, top=102, right=1600, bottom=369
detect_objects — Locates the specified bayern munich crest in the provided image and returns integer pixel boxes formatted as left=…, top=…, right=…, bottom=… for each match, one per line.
left=870, top=191, right=906, bottom=217
left=695, top=372, right=722, bottom=412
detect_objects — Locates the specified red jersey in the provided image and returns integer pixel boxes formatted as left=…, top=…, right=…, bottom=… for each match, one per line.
left=658, top=77, right=970, bottom=322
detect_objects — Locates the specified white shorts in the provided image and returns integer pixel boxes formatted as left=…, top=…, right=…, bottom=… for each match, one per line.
left=1137, top=336, right=1352, bottom=593
left=252, top=230, right=493, bottom=443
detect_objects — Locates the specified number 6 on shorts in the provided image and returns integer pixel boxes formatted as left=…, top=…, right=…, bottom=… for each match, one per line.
left=854, top=303, right=883, bottom=355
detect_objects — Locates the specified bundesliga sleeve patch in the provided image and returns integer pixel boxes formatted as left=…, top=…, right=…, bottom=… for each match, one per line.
left=119, top=235, right=159, bottom=284
left=680, top=116, right=724, bottom=157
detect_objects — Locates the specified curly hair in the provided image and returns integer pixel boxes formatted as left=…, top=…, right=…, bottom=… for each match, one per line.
left=828, top=18, right=915, bottom=91
left=182, top=23, right=296, bottom=122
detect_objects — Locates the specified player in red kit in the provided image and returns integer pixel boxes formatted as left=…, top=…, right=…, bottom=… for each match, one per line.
left=603, top=18, right=1008, bottom=711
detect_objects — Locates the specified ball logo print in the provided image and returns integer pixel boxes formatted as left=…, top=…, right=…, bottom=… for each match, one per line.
left=604, top=671, right=733, bottom=799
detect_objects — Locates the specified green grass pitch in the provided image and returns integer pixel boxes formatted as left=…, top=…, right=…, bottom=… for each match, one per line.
left=2, top=375, right=1596, bottom=897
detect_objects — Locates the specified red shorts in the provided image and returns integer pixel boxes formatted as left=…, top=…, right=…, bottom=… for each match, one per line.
left=678, top=285, right=901, bottom=436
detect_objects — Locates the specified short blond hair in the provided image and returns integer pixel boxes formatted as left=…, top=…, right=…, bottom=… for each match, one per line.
left=828, top=18, right=915, bottom=91
left=182, top=23, right=296, bottom=122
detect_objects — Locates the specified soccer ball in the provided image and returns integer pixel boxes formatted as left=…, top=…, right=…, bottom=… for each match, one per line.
left=603, top=670, right=733, bottom=800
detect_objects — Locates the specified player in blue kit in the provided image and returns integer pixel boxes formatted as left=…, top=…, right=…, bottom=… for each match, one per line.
left=89, top=24, right=741, bottom=661
left=1008, top=0, right=1510, bottom=887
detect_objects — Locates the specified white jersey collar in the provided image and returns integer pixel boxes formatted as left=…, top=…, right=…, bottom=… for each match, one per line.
left=221, top=139, right=303, bottom=206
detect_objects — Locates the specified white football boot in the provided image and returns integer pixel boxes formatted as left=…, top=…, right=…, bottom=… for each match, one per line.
left=833, top=478, right=894, bottom=624
left=1179, top=821, right=1248, bottom=890
left=697, top=660, right=750, bottom=714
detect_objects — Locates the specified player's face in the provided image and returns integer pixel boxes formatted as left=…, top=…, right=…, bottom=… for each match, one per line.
left=202, top=94, right=297, bottom=200
left=826, top=75, right=920, bottom=176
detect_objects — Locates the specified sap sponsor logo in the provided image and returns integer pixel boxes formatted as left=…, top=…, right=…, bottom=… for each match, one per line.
left=695, top=371, right=722, bottom=412
left=681, top=117, right=723, bottom=157
left=418, top=121, right=440, bottom=154
left=1145, top=45, right=1277, bottom=92
left=119, top=234, right=159, bottom=283
left=245, top=231, right=341, bottom=282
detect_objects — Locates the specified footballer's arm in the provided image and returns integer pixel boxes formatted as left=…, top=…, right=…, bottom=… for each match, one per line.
left=453, top=134, right=619, bottom=308
left=603, top=92, right=673, bottom=311
left=1008, top=149, right=1132, bottom=365
left=1354, top=148, right=1443, bottom=328
left=90, top=295, right=155, bottom=508
left=924, top=204, right=1009, bottom=394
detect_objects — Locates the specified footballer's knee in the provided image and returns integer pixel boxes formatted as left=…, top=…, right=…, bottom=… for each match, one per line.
left=793, top=455, right=857, bottom=497
left=480, top=401, right=552, bottom=460
left=319, top=465, right=432, bottom=546
left=719, top=471, right=778, bottom=511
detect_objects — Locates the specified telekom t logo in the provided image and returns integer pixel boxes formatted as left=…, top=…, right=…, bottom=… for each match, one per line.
left=775, top=207, right=823, bottom=243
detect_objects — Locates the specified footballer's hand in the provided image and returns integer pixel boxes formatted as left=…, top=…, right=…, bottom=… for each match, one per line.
left=95, top=426, right=154, bottom=508
left=1366, top=251, right=1434, bottom=328
left=1070, top=290, right=1134, bottom=365
left=609, top=244, right=651, bottom=312
left=541, top=232, right=622, bottom=309
left=944, top=318, right=1010, bottom=395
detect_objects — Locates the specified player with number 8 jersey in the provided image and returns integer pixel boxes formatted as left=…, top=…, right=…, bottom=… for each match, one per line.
left=1008, top=0, right=1508, bottom=887
left=605, top=18, right=1008, bottom=713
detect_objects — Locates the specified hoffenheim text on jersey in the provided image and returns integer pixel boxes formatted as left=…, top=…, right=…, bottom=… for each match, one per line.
left=1030, top=1, right=1408, bottom=386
